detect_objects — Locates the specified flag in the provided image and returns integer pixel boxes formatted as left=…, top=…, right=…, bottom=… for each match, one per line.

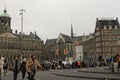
left=19, top=12, right=22, bottom=15
left=56, top=48, right=59, bottom=56
left=64, top=48, right=66, bottom=55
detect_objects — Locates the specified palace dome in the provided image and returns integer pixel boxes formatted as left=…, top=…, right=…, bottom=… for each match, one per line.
left=0, top=9, right=10, bottom=18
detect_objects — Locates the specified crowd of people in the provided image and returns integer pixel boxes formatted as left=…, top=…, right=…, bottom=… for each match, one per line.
left=2, top=54, right=120, bottom=80
left=41, top=60, right=88, bottom=71
left=2, top=54, right=42, bottom=80
left=109, top=54, right=120, bottom=72
left=2, top=56, right=90, bottom=80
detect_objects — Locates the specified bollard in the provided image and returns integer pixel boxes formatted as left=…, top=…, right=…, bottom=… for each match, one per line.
left=0, top=56, right=2, bottom=80
left=0, top=56, right=1, bottom=80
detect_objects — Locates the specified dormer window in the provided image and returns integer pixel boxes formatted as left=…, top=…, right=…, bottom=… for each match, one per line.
left=109, top=25, right=112, bottom=29
left=115, top=25, right=118, bottom=29
left=104, top=25, right=106, bottom=29
left=96, top=27, right=99, bottom=30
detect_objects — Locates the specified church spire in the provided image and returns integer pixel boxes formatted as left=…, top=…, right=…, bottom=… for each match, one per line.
left=4, top=3, right=7, bottom=13
left=4, top=8, right=7, bottom=13
left=71, top=23, right=74, bottom=38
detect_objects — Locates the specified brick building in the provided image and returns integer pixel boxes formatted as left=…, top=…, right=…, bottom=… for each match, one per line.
left=94, top=18, right=120, bottom=62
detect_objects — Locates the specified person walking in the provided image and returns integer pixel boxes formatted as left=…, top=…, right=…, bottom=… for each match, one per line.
left=3, top=58, right=8, bottom=76
left=20, top=58, right=26, bottom=80
left=26, top=54, right=42, bottom=80
left=77, top=60, right=81, bottom=68
left=12, top=55, right=21, bottom=80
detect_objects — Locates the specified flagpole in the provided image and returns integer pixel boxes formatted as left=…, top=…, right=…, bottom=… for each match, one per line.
left=19, top=8, right=25, bottom=61
left=19, top=9, right=25, bottom=35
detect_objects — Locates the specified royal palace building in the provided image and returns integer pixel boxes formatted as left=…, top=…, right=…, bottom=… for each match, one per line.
left=0, top=9, right=44, bottom=61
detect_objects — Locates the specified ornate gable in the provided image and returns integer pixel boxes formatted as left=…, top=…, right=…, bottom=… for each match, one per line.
left=0, top=32, right=18, bottom=38
left=56, top=34, right=65, bottom=44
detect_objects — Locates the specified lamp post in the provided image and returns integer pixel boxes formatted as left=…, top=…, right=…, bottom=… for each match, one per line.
left=19, top=9, right=25, bottom=61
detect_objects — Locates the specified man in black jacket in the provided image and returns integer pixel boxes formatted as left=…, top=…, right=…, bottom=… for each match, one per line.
left=12, top=55, right=21, bottom=80
left=20, top=58, right=26, bottom=80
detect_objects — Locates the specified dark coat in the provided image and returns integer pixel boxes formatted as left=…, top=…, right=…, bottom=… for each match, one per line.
left=3, top=62, right=8, bottom=69
left=118, top=61, right=120, bottom=68
left=12, top=60, right=21, bottom=72
left=20, top=61, right=26, bottom=72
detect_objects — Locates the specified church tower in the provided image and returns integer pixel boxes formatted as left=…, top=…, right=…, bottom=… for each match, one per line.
left=71, top=23, right=74, bottom=39
left=0, top=8, right=12, bottom=33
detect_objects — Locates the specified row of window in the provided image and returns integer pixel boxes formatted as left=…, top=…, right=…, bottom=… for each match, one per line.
left=102, top=48, right=120, bottom=52
left=95, top=36, right=119, bottom=42
left=96, top=47, right=120, bottom=53
left=0, top=41, right=42, bottom=50
left=96, top=41, right=120, bottom=47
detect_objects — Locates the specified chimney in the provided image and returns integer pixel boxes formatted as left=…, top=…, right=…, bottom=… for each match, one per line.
left=96, top=18, right=98, bottom=21
left=15, top=30, right=18, bottom=34
left=30, top=32, right=32, bottom=36
left=116, top=17, right=118, bottom=21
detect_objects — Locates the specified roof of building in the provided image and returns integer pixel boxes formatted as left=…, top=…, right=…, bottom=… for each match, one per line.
left=13, top=32, right=41, bottom=40
left=73, top=36, right=84, bottom=41
left=60, top=33, right=72, bottom=43
left=0, top=32, right=18, bottom=38
left=45, top=39, right=57, bottom=45
left=0, top=9, right=10, bottom=18
left=98, top=19, right=119, bottom=29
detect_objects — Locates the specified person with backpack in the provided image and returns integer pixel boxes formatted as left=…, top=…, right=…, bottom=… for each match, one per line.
left=20, top=58, right=26, bottom=80
left=3, top=58, right=8, bottom=76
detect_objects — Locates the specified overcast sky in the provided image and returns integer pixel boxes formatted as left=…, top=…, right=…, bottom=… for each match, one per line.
left=0, top=0, right=120, bottom=41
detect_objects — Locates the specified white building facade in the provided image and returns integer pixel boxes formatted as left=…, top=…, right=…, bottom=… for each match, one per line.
left=75, top=46, right=83, bottom=61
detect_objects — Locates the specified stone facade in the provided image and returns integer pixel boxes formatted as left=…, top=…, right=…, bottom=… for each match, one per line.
left=44, top=33, right=74, bottom=61
left=44, top=27, right=85, bottom=61
left=44, top=39, right=57, bottom=60
left=0, top=9, right=44, bottom=61
left=80, top=34, right=95, bottom=64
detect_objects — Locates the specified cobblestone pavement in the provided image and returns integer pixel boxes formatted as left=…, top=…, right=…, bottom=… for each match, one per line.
left=52, top=67, right=120, bottom=80
left=1, top=67, right=120, bottom=80
left=1, top=70, right=96, bottom=80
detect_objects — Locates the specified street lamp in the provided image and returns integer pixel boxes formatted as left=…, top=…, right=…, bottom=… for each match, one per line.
left=19, top=8, right=25, bottom=61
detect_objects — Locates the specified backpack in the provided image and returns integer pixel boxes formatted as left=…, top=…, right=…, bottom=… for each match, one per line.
left=31, top=64, right=36, bottom=71
left=3, top=63, right=7, bottom=69
left=30, top=64, right=36, bottom=75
